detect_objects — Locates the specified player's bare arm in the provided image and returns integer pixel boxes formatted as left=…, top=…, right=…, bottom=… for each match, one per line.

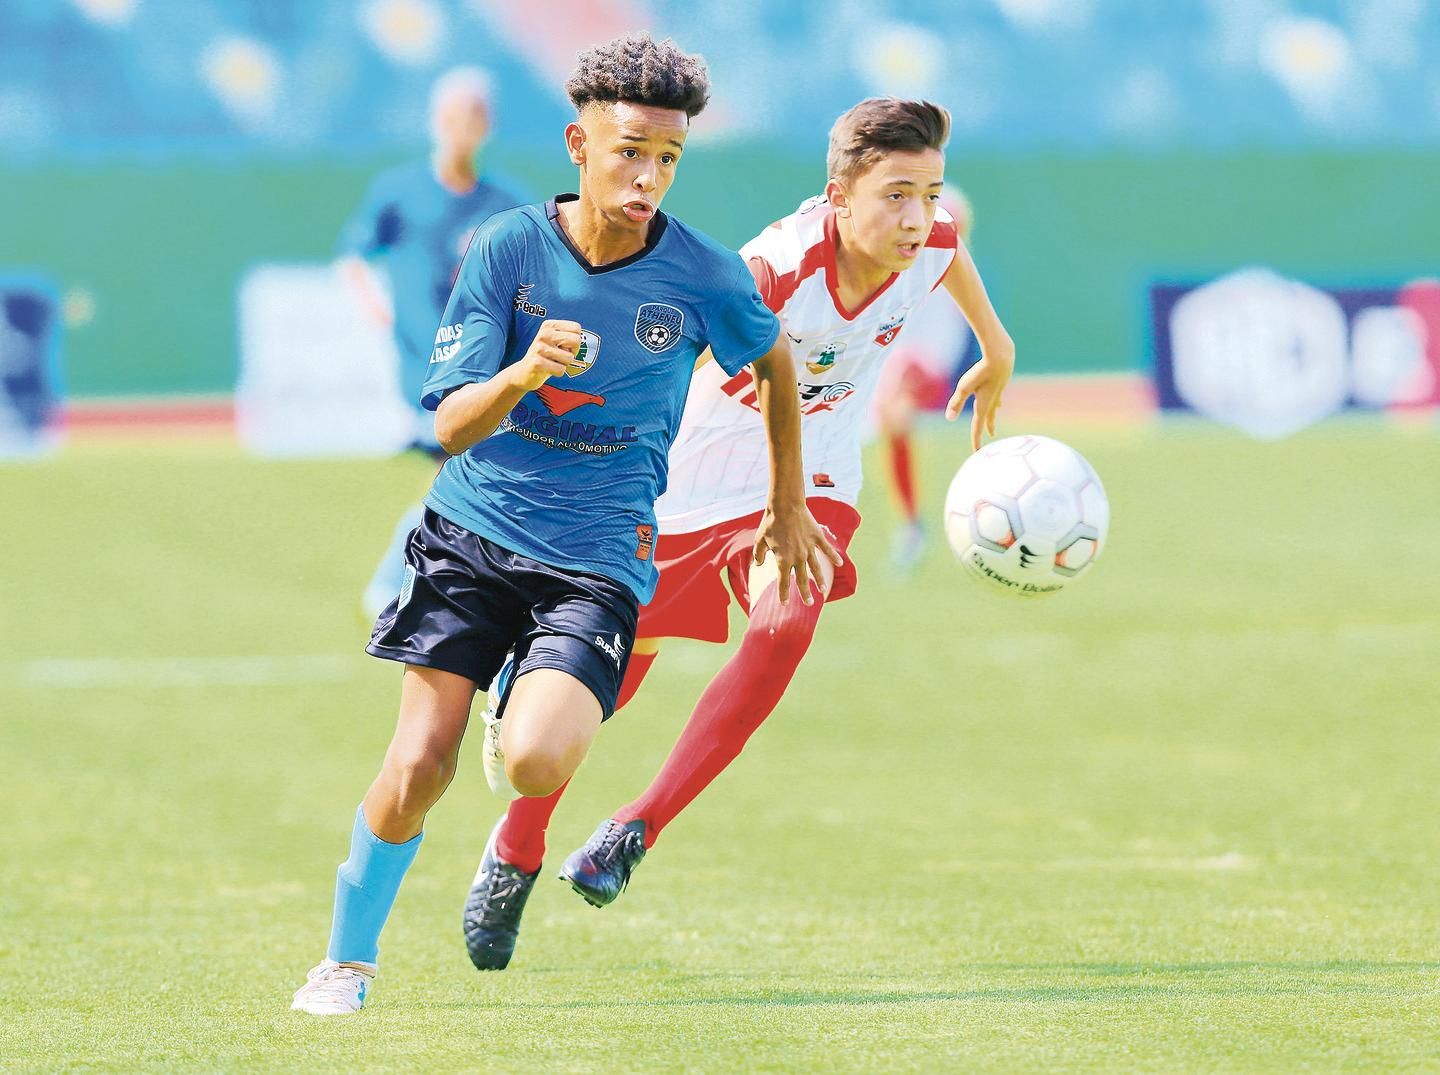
left=940, top=244, right=1015, bottom=450
left=749, top=337, right=843, bottom=605
left=434, top=319, right=582, bottom=453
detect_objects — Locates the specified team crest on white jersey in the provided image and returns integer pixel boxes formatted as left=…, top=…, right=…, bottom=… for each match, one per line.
left=874, top=315, right=906, bottom=347
left=806, top=340, right=846, bottom=376
left=567, top=330, right=601, bottom=376
left=635, top=302, right=684, bottom=353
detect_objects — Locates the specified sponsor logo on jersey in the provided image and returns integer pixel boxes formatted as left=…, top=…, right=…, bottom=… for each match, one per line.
left=799, top=381, right=856, bottom=414
left=514, top=283, right=548, bottom=317
left=567, top=330, right=600, bottom=376
left=721, top=370, right=857, bottom=416
left=501, top=386, right=637, bottom=455
left=874, top=315, right=906, bottom=347
left=635, top=302, right=684, bottom=353
left=805, top=340, right=846, bottom=375
left=430, top=322, right=464, bottom=363
left=635, top=524, right=654, bottom=561
left=535, top=383, right=605, bottom=416
left=593, top=631, right=626, bottom=669
left=811, top=473, right=835, bottom=488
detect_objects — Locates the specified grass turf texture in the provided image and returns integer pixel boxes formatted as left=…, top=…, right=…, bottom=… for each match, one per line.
left=2, top=422, right=1438, bottom=1072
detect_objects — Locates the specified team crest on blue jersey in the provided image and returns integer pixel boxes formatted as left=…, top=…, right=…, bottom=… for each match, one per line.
left=634, top=302, right=684, bottom=354
left=567, top=330, right=601, bottom=376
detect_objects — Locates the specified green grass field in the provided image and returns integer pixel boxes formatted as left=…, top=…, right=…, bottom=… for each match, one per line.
left=3, top=421, right=1439, bottom=1072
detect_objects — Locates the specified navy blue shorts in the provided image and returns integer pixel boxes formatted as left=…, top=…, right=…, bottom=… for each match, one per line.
left=365, top=508, right=640, bottom=719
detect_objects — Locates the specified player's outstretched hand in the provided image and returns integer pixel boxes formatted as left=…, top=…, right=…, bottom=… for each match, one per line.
left=515, top=320, right=582, bottom=390
left=946, top=342, right=1015, bottom=452
left=752, top=502, right=844, bottom=606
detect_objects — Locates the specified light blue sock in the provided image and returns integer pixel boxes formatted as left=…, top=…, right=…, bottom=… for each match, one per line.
left=363, top=502, right=426, bottom=620
left=326, top=805, right=423, bottom=966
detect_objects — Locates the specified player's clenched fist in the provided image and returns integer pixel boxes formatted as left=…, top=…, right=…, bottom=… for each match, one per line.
left=514, top=320, right=583, bottom=390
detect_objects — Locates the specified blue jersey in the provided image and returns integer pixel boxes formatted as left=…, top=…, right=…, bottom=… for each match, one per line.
left=338, top=159, right=526, bottom=417
left=422, top=195, right=780, bottom=602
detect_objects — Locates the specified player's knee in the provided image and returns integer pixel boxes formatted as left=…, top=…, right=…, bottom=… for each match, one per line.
left=505, top=744, right=580, bottom=798
left=749, top=598, right=822, bottom=663
left=385, top=746, right=455, bottom=814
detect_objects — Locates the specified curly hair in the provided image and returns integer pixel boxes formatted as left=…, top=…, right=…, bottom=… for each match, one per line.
left=566, top=33, right=711, bottom=119
left=827, top=98, right=951, bottom=183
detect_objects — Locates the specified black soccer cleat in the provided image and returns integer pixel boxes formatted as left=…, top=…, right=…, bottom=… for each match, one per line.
left=559, top=819, right=647, bottom=908
left=463, top=822, right=539, bottom=971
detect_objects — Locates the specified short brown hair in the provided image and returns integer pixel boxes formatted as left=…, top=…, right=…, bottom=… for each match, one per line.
left=827, top=98, right=950, bottom=183
left=566, top=33, right=711, bottom=119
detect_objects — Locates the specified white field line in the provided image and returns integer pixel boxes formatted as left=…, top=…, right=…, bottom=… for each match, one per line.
left=12, top=655, right=355, bottom=688
left=923, top=852, right=1256, bottom=874
left=942, top=620, right=1435, bottom=661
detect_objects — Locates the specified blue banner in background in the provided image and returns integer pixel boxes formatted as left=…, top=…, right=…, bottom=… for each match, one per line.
left=0, top=278, right=62, bottom=456
left=1151, top=272, right=1440, bottom=438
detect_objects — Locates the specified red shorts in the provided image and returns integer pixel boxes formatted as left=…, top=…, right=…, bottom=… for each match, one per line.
left=636, top=497, right=862, bottom=644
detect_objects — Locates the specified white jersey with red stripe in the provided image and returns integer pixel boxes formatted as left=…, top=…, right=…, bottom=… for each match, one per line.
left=654, top=194, right=959, bottom=534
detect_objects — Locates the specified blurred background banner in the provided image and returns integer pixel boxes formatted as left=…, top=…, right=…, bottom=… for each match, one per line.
left=0, top=277, right=61, bottom=458
left=1151, top=272, right=1440, bottom=438
left=235, top=263, right=415, bottom=457
left=1, top=0, right=1437, bottom=427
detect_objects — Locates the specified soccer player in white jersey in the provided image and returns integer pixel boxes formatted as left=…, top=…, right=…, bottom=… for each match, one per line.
left=463, top=98, right=1015, bottom=970
left=872, top=185, right=977, bottom=571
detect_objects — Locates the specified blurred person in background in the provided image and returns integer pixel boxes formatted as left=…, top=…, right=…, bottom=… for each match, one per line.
left=871, top=185, right=977, bottom=573
left=338, top=66, right=528, bottom=619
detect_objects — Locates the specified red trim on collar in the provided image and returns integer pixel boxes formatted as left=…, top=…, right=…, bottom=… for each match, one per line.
left=824, top=211, right=899, bottom=322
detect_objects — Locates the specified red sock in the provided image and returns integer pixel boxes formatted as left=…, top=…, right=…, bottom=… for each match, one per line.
left=889, top=434, right=919, bottom=524
left=614, top=585, right=823, bottom=847
left=494, top=650, right=657, bottom=872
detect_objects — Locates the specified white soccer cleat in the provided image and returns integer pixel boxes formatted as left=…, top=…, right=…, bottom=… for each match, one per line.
left=483, top=658, right=520, bottom=801
left=290, top=959, right=375, bottom=1015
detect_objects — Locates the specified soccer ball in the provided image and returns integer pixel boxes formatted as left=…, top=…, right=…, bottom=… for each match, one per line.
left=943, top=434, right=1109, bottom=596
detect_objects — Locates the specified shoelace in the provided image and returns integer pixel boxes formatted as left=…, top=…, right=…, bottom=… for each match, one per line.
left=303, top=965, right=367, bottom=1002
left=592, top=824, right=643, bottom=868
left=474, top=865, right=527, bottom=919
left=484, top=713, right=505, bottom=757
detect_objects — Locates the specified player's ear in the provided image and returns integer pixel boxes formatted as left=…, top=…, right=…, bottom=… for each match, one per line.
left=564, top=121, right=586, bottom=166
left=826, top=177, right=850, bottom=218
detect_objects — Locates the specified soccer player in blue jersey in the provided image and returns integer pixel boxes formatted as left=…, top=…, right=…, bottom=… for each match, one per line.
left=291, top=34, right=838, bottom=1015
left=337, top=66, right=528, bottom=619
